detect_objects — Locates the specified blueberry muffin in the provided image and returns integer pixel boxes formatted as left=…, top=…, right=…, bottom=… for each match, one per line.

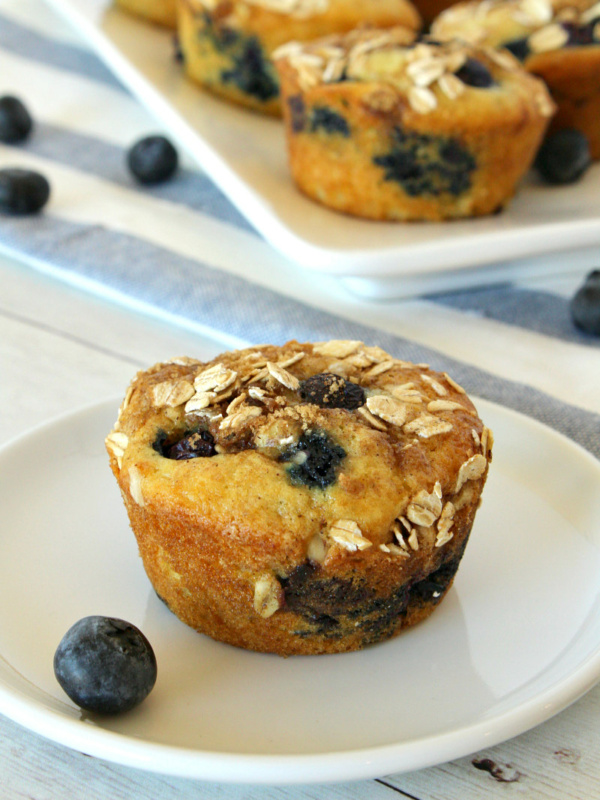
left=116, top=0, right=178, bottom=27
left=431, top=0, right=600, bottom=158
left=274, top=29, right=554, bottom=220
left=106, top=340, right=492, bottom=656
left=176, top=0, right=422, bottom=115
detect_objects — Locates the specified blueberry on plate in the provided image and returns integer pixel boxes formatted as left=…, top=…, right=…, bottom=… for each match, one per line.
left=535, top=129, right=591, bottom=185
left=570, top=270, right=600, bottom=336
left=0, top=168, right=50, bottom=214
left=54, top=616, right=157, bottom=714
left=127, top=135, right=178, bottom=184
left=0, top=96, right=33, bottom=143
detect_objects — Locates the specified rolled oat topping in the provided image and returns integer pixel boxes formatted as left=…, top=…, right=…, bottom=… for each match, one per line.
left=406, top=484, right=443, bottom=527
left=327, top=519, right=372, bottom=551
left=403, top=414, right=454, bottom=438
left=435, top=501, right=456, bottom=546
left=366, top=395, right=408, bottom=427
left=106, top=431, right=128, bottom=467
left=456, top=453, right=488, bottom=492
left=253, top=573, right=284, bottom=618
left=277, top=30, right=554, bottom=116
left=152, top=379, right=195, bottom=408
left=437, top=0, right=600, bottom=54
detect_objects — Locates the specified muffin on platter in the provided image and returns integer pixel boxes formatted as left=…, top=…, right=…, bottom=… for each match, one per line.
left=116, top=0, right=178, bottom=27
left=274, top=29, right=555, bottom=220
left=106, top=340, right=493, bottom=656
left=431, top=0, right=600, bottom=158
left=176, top=0, right=422, bottom=114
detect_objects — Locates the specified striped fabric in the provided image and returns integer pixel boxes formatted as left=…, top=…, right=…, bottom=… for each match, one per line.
left=0, top=0, right=598, bottom=458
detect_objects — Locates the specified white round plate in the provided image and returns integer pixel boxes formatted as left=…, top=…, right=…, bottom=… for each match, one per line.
left=0, top=398, right=599, bottom=784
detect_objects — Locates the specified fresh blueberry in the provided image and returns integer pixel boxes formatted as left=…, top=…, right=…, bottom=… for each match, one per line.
left=127, top=135, right=178, bottom=184
left=280, top=429, right=346, bottom=489
left=454, top=58, right=495, bottom=88
left=299, top=373, right=365, bottom=410
left=0, top=168, right=50, bottom=214
left=570, top=270, right=600, bottom=336
left=54, top=616, right=157, bottom=714
left=0, top=96, right=33, bottom=143
left=535, top=129, right=591, bottom=185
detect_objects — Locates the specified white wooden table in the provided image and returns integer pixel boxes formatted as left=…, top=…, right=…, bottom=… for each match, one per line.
left=2, top=251, right=599, bottom=799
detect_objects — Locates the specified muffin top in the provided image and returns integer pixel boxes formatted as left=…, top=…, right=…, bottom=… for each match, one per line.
left=431, top=0, right=600, bottom=59
left=274, top=28, right=555, bottom=117
left=106, top=341, right=492, bottom=575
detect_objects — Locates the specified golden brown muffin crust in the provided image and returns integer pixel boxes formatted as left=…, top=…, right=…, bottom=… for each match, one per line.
left=274, top=32, right=554, bottom=219
left=107, top=341, right=492, bottom=655
left=432, top=0, right=600, bottom=156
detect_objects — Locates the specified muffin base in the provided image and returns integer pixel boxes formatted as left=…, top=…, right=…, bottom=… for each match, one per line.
left=119, top=479, right=478, bottom=655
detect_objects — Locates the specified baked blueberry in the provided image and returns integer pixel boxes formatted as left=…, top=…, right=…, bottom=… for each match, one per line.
left=571, top=270, right=600, bottom=336
left=454, top=58, right=495, bottom=88
left=54, top=616, right=157, bottom=715
left=281, top=429, right=346, bottom=489
left=310, top=107, right=350, bottom=137
left=221, top=34, right=279, bottom=102
left=374, top=128, right=476, bottom=197
left=288, top=95, right=306, bottom=133
left=299, top=372, right=365, bottom=409
left=0, top=168, right=50, bottom=214
left=0, top=96, right=33, bottom=143
left=127, top=135, right=179, bottom=184
left=562, top=19, right=599, bottom=46
left=166, top=430, right=216, bottom=459
left=535, top=129, right=591, bottom=185
left=503, top=38, right=530, bottom=61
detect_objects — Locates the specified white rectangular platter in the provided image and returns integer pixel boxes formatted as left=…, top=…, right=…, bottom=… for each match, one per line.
left=45, top=0, right=600, bottom=292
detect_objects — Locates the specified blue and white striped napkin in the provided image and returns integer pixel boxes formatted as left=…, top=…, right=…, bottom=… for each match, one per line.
left=0, top=0, right=598, bottom=458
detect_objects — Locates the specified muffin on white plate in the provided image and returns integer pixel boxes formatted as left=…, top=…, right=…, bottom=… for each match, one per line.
left=106, top=340, right=493, bottom=656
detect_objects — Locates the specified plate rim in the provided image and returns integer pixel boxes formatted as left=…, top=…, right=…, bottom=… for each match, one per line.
left=0, top=395, right=599, bottom=784
left=42, top=0, right=600, bottom=280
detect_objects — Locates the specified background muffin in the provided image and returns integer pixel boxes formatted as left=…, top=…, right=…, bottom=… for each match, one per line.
left=176, top=0, right=422, bottom=114
left=106, top=340, right=492, bottom=656
left=431, top=0, right=600, bottom=158
left=274, top=30, right=554, bottom=220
